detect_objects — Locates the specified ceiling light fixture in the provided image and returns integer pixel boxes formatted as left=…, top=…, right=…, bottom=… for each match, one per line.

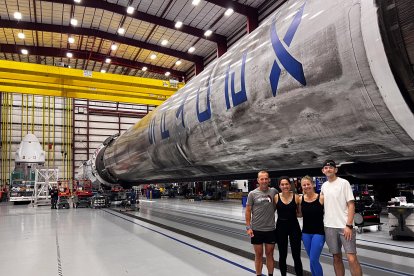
left=175, top=60, right=182, bottom=66
left=175, top=21, right=183, bottom=28
left=150, top=54, right=157, bottom=60
left=204, top=29, right=212, bottom=37
left=165, top=72, right=171, bottom=77
left=142, top=66, right=148, bottom=71
left=105, top=58, right=111, bottom=64
left=18, top=32, right=25, bottom=39
left=127, top=6, right=135, bottom=14
left=74, top=0, right=81, bottom=3
left=111, top=44, right=118, bottom=51
left=70, top=18, right=78, bottom=26
left=188, top=46, right=195, bottom=53
left=117, top=27, right=125, bottom=35
left=192, top=0, right=201, bottom=6
left=225, top=8, right=234, bottom=16
left=66, top=52, right=73, bottom=58
left=68, top=37, right=75, bottom=43
left=21, top=49, right=28, bottom=55
left=161, top=39, right=168, bottom=46
left=100, top=69, right=106, bottom=73
left=14, top=11, right=22, bottom=20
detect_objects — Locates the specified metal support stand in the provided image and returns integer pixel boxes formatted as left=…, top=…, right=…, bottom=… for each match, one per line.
left=388, top=206, right=414, bottom=239
left=32, top=168, right=59, bottom=207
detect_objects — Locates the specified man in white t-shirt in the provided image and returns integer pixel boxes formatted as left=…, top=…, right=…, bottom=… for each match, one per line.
left=321, top=160, right=362, bottom=276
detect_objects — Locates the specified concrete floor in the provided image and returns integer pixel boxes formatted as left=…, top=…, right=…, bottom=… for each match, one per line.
left=134, top=198, right=414, bottom=276
left=1, top=199, right=413, bottom=276
left=0, top=202, right=265, bottom=276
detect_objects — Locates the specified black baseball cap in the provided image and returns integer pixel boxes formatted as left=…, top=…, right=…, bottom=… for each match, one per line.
left=322, top=160, right=336, bottom=168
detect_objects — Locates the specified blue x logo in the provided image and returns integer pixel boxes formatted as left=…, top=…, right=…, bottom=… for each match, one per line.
left=269, top=2, right=307, bottom=96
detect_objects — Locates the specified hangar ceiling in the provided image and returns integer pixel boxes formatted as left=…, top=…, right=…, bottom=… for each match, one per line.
left=0, top=0, right=283, bottom=81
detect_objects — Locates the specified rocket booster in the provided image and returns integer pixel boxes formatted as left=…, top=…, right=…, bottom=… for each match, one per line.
left=91, top=0, right=414, bottom=185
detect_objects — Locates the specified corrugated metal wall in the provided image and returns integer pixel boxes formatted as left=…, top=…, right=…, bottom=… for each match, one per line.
left=0, top=92, right=153, bottom=188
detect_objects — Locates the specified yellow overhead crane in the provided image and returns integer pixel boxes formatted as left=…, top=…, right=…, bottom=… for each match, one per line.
left=0, top=60, right=184, bottom=106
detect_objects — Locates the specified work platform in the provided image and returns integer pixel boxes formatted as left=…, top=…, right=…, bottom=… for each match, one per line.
left=0, top=199, right=413, bottom=276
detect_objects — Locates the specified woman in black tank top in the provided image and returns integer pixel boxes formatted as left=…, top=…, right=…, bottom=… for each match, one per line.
left=300, top=176, right=325, bottom=276
left=274, top=177, right=303, bottom=276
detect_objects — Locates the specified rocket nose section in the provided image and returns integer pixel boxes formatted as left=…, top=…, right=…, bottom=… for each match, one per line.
left=15, top=134, right=46, bottom=163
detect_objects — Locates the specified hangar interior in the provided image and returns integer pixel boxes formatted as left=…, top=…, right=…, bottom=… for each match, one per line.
left=0, top=0, right=280, bottom=192
left=1, top=0, right=414, bottom=275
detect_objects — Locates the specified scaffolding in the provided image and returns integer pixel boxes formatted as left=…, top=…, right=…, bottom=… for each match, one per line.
left=32, top=168, right=59, bottom=207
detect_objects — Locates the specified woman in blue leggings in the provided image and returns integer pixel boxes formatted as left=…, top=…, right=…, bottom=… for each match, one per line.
left=300, top=176, right=325, bottom=276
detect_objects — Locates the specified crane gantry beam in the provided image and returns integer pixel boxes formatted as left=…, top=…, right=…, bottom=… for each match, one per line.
left=0, top=60, right=184, bottom=105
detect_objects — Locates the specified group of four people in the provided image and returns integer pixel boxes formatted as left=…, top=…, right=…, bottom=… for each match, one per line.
left=245, top=160, right=363, bottom=276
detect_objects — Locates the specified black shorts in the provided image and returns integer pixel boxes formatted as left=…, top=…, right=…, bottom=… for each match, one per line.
left=251, top=229, right=277, bottom=244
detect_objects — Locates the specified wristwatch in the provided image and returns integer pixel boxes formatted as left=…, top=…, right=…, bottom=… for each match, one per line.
left=246, top=225, right=252, bottom=231
left=346, top=224, right=353, bottom=229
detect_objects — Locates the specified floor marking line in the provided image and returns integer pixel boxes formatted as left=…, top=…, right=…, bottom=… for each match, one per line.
left=319, top=252, right=412, bottom=275
left=104, top=210, right=258, bottom=275
left=106, top=209, right=413, bottom=276
left=357, top=238, right=414, bottom=250
left=55, top=214, right=63, bottom=276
